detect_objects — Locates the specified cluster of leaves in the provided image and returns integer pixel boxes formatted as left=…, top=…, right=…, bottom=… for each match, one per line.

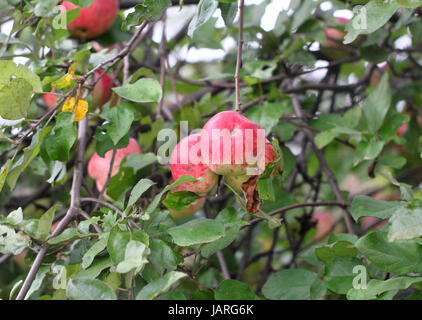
left=0, top=0, right=421, bottom=300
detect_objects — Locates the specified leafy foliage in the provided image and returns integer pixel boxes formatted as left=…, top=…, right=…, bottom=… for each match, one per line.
left=0, top=0, right=421, bottom=301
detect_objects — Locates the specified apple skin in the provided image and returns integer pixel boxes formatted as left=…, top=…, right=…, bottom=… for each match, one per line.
left=312, top=211, right=335, bottom=240
left=225, top=140, right=278, bottom=193
left=396, top=112, right=422, bottom=137
left=170, top=134, right=218, bottom=195
left=43, top=88, right=58, bottom=108
left=200, top=111, right=265, bottom=176
left=92, top=69, right=113, bottom=109
left=168, top=197, right=206, bottom=220
left=62, top=0, right=119, bottom=39
left=88, top=137, right=142, bottom=192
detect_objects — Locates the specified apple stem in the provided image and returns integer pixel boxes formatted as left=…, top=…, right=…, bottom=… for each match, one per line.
left=234, top=0, right=244, bottom=112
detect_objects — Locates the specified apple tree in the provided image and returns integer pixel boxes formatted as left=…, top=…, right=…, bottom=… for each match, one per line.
left=0, top=0, right=422, bottom=301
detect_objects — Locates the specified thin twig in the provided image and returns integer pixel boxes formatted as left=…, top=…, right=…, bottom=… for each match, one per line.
left=234, top=0, right=244, bottom=112
left=16, top=117, right=88, bottom=300
left=291, top=94, right=356, bottom=234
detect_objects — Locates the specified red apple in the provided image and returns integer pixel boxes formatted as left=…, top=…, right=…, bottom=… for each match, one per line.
left=312, top=211, right=335, bottom=239
left=92, top=69, right=113, bottom=109
left=88, top=137, right=142, bottom=192
left=62, top=0, right=119, bottom=39
left=200, top=111, right=266, bottom=176
left=170, top=134, right=218, bottom=195
left=225, top=140, right=278, bottom=193
left=320, top=17, right=355, bottom=60
left=396, top=112, right=422, bottom=137
left=43, top=88, right=58, bottom=108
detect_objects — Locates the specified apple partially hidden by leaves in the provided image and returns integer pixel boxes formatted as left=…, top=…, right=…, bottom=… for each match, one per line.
left=88, top=137, right=142, bottom=192
left=170, top=133, right=218, bottom=195
left=312, top=211, right=335, bottom=240
left=43, top=88, right=58, bottom=108
left=62, top=0, right=119, bottom=39
left=43, top=70, right=113, bottom=110
left=164, top=189, right=205, bottom=220
left=320, top=17, right=361, bottom=60
left=92, top=69, right=114, bottom=109
left=225, top=140, right=280, bottom=193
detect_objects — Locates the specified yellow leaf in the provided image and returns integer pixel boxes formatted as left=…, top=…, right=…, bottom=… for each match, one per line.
left=62, top=98, right=88, bottom=122
left=68, top=62, right=77, bottom=75
left=51, top=63, right=77, bottom=89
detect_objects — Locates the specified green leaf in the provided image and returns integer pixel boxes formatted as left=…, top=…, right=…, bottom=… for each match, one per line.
left=200, top=207, right=246, bottom=258
left=44, top=112, right=77, bottom=162
left=94, top=131, right=129, bottom=158
left=316, top=241, right=358, bottom=263
left=378, top=155, right=406, bottom=169
left=149, top=238, right=183, bottom=273
left=74, top=257, right=113, bottom=279
left=5, top=207, right=23, bottom=225
left=145, top=175, right=198, bottom=215
left=168, top=218, right=225, bottom=247
left=404, top=113, right=421, bottom=156
left=243, top=60, right=277, bottom=80
left=116, top=240, right=149, bottom=274
left=315, top=130, right=339, bottom=149
left=201, top=221, right=243, bottom=258
left=25, top=266, right=50, bottom=300
left=344, top=0, right=400, bottom=44
left=163, top=191, right=202, bottom=211
left=262, top=269, right=318, bottom=300
left=355, top=140, right=385, bottom=161
left=0, top=225, right=30, bottom=255
left=0, top=77, right=33, bottom=120
left=138, top=116, right=164, bottom=150
left=323, top=257, right=365, bottom=295
left=347, top=276, right=422, bottom=300
left=244, top=102, right=287, bottom=135
left=81, top=233, right=109, bottom=269
left=0, top=60, right=42, bottom=91
left=107, top=153, right=157, bottom=200
left=34, top=0, right=59, bottom=17
left=35, top=205, right=60, bottom=241
left=0, top=159, right=12, bottom=192
left=112, top=78, right=162, bottom=103
left=188, top=0, right=218, bottom=37
left=7, top=126, right=51, bottom=189
left=66, top=279, right=117, bottom=300
left=123, top=0, right=171, bottom=30
left=107, top=226, right=132, bottom=265
left=219, top=1, right=237, bottom=26
left=356, top=231, right=422, bottom=274
left=127, top=178, right=156, bottom=208
left=136, top=271, right=187, bottom=300
left=47, top=228, right=94, bottom=245
left=215, top=280, right=257, bottom=300
left=362, top=73, right=391, bottom=133
left=388, top=207, right=422, bottom=242
left=99, top=103, right=135, bottom=145
left=350, top=195, right=403, bottom=222
left=290, top=0, right=318, bottom=31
